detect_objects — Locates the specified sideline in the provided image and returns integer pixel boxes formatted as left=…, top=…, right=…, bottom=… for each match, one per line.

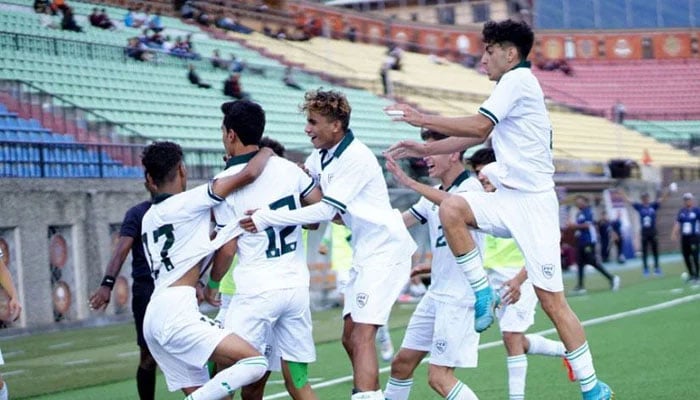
left=263, top=293, right=700, bottom=399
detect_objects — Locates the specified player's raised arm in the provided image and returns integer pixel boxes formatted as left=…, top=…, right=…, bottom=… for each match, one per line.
left=385, top=136, right=481, bottom=159
left=385, top=154, right=451, bottom=206
left=211, top=147, right=274, bottom=198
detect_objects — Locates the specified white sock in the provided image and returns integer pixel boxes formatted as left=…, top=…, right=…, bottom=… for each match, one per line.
left=0, top=382, right=8, bottom=400
left=526, top=334, right=566, bottom=357
left=351, top=389, right=384, bottom=399
left=186, top=356, right=268, bottom=400
left=384, top=377, right=413, bottom=400
left=445, top=381, right=478, bottom=400
left=455, top=249, right=488, bottom=291
left=507, top=355, right=527, bottom=400
left=566, top=342, right=598, bottom=392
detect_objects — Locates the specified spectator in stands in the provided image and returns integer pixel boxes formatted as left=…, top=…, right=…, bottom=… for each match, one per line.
left=346, top=26, right=357, bottom=42
left=187, top=64, right=211, bottom=89
left=196, top=7, right=212, bottom=26
left=262, top=25, right=274, bottom=37
left=181, top=1, right=195, bottom=20
left=39, top=7, right=61, bottom=29
left=283, top=66, right=303, bottom=90
left=61, top=6, right=83, bottom=33
left=170, top=37, right=197, bottom=59
left=183, top=33, right=195, bottom=53
left=215, top=12, right=254, bottom=34
left=34, top=0, right=51, bottom=14
left=148, top=11, right=164, bottom=32
left=613, top=100, right=626, bottom=124
left=126, top=37, right=152, bottom=62
left=123, top=7, right=135, bottom=27
left=223, top=73, right=250, bottom=100
left=132, top=5, right=148, bottom=28
left=211, top=49, right=229, bottom=70
left=90, top=8, right=116, bottom=30
left=386, top=44, right=403, bottom=71
left=229, top=54, right=245, bottom=73
left=51, top=0, right=67, bottom=14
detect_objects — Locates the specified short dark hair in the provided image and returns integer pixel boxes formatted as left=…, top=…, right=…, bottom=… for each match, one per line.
left=482, top=19, right=534, bottom=60
left=302, top=89, right=352, bottom=131
left=141, top=141, right=183, bottom=187
left=259, top=136, right=285, bottom=157
left=420, top=129, right=465, bottom=160
left=221, top=100, right=265, bottom=146
left=467, top=148, right=496, bottom=169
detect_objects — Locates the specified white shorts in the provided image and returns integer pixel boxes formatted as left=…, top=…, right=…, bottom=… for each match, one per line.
left=224, top=286, right=315, bottom=372
left=459, top=188, right=564, bottom=292
left=488, top=267, right=537, bottom=333
left=342, top=258, right=411, bottom=325
left=214, top=293, right=234, bottom=326
left=144, top=286, right=229, bottom=392
left=401, top=295, right=479, bottom=368
left=335, top=269, right=350, bottom=295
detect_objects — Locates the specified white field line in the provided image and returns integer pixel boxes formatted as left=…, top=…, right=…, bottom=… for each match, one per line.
left=63, top=359, right=91, bottom=366
left=48, top=341, right=74, bottom=350
left=117, top=351, right=140, bottom=358
left=3, top=369, right=25, bottom=377
left=263, top=293, right=700, bottom=399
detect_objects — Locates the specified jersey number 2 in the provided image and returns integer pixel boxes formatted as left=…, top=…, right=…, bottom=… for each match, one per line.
left=142, top=224, right=175, bottom=280
left=265, top=195, right=298, bottom=258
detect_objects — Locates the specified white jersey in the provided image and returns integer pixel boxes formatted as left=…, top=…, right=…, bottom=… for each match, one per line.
left=408, top=172, right=484, bottom=306
left=305, top=130, right=417, bottom=266
left=478, top=63, right=555, bottom=193
left=142, top=183, right=243, bottom=295
left=213, top=153, right=315, bottom=295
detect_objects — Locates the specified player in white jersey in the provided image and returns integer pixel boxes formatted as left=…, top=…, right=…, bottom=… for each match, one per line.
left=209, top=101, right=321, bottom=400
left=386, top=19, right=613, bottom=400
left=470, top=149, right=571, bottom=400
left=383, top=130, right=484, bottom=400
left=140, top=141, right=272, bottom=399
left=241, top=89, right=417, bottom=400
left=0, top=246, right=21, bottom=400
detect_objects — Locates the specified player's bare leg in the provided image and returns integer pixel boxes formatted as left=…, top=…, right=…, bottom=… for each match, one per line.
left=342, top=316, right=381, bottom=395
left=240, top=371, right=271, bottom=400
left=428, top=365, right=477, bottom=399
left=384, top=348, right=425, bottom=400
left=439, top=195, right=498, bottom=332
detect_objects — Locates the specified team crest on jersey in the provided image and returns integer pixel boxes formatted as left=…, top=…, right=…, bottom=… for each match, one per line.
left=435, top=339, right=447, bottom=354
left=264, top=345, right=273, bottom=357
left=541, top=264, right=555, bottom=279
left=356, top=293, right=369, bottom=308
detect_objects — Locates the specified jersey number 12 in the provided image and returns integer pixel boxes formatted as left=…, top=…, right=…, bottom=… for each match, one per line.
left=265, top=195, right=298, bottom=258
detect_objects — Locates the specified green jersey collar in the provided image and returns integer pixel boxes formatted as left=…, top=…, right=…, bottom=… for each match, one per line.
left=225, top=150, right=259, bottom=169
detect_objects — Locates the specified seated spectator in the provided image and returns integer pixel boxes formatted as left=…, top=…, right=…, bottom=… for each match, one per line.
left=123, top=7, right=135, bottom=27
left=90, top=8, right=115, bottom=30
left=170, top=37, right=198, bottom=59
left=283, top=66, right=303, bottom=90
left=126, top=37, right=152, bottom=62
left=132, top=5, right=148, bottom=28
left=181, top=1, right=195, bottom=19
left=34, top=0, right=51, bottom=14
left=215, top=12, right=253, bottom=34
left=262, top=25, right=274, bottom=37
left=211, top=49, right=229, bottom=70
left=346, top=26, right=357, bottom=42
left=223, top=73, right=250, bottom=100
left=51, top=0, right=67, bottom=14
left=39, top=7, right=60, bottom=29
left=61, top=7, right=83, bottom=33
left=148, top=11, right=163, bottom=32
left=196, top=8, right=212, bottom=26
left=229, top=54, right=245, bottom=73
left=187, top=64, right=211, bottom=89
left=387, top=45, right=403, bottom=71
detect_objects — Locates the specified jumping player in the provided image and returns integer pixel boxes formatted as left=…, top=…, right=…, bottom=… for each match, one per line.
left=386, top=19, right=614, bottom=399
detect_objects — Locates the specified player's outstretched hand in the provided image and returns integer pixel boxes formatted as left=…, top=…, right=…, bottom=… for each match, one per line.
left=88, top=286, right=111, bottom=311
left=384, top=140, right=426, bottom=160
left=384, top=103, right=425, bottom=127
left=500, top=278, right=521, bottom=305
left=385, top=154, right=414, bottom=188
